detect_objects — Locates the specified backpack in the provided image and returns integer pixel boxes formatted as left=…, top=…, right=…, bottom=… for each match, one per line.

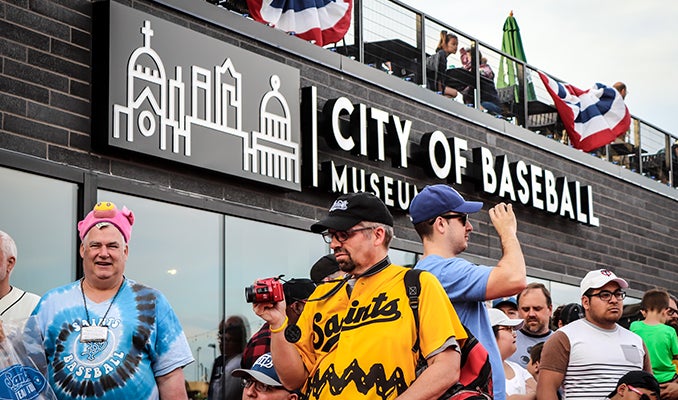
left=426, top=51, right=443, bottom=71
left=404, top=269, right=493, bottom=400
left=426, top=51, right=443, bottom=91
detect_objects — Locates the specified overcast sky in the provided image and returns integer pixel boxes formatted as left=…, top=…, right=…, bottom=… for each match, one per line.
left=398, top=0, right=678, bottom=139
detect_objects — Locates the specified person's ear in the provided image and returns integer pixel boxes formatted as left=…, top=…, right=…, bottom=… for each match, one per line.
left=292, top=301, right=305, bottom=316
left=372, top=226, right=386, bottom=246
left=581, top=296, right=590, bottom=312
left=6, top=256, right=15, bottom=274
left=288, top=391, right=299, bottom=400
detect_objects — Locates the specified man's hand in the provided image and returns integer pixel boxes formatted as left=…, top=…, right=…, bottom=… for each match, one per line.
left=488, top=202, right=518, bottom=239
left=660, top=381, right=678, bottom=399
left=253, top=299, right=287, bottom=329
left=485, top=202, right=526, bottom=299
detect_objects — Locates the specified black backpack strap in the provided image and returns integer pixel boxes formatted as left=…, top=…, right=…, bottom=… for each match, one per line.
left=404, top=268, right=423, bottom=354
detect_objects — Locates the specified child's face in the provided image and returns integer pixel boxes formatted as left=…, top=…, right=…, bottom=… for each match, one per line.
left=527, top=359, right=539, bottom=380
left=445, top=38, right=458, bottom=55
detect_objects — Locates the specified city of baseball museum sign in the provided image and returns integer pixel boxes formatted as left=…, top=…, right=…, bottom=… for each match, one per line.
left=93, top=2, right=598, bottom=226
left=302, top=87, right=599, bottom=226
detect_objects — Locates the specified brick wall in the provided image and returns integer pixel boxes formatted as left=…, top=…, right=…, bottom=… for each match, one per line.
left=0, top=0, right=676, bottom=292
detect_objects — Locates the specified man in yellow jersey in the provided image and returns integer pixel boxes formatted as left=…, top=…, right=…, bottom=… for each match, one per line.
left=253, top=192, right=467, bottom=399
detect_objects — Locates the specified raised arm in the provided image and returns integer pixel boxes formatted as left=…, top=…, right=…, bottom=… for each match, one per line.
left=254, top=301, right=309, bottom=390
left=485, top=203, right=527, bottom=299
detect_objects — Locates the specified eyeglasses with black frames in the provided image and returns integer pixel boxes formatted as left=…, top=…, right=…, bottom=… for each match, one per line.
left=428, top=213, right=468, bottom=226
left=241, top=379, right=285, bottom=393
left=497, top=326, right=517, bottom=333
left=627, top=385, right=652, bottom=400
left=321, top=226, right=378, bottom=244
left=587, top=290, right=626, bottom=302
left=667, top=307, right=678, bottom=317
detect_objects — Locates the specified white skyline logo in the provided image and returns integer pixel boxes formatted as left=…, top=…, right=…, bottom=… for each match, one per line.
left=112, top=20, right=299, bottom=184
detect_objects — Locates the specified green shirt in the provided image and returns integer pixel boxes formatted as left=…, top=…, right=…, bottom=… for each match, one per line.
left=630, top=320, right=678, bottom=382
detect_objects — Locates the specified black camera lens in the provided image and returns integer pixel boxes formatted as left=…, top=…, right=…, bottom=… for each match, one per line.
left=245, top=286, right=256, bottom=303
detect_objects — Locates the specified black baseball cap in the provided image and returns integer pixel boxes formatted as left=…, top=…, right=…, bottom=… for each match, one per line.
left=311, top=192, right=394, bottom=233
left=558, top=303, right=584, bottom=326
left=607, top=371, right=660, bottom=399
left=283, top=278, right=316, bottom=303
left=310, top=254, right=340, bottom=283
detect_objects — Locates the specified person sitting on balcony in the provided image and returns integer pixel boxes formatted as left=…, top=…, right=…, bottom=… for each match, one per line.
left=459, top=46, right=503, bottom=115
left=427, top=30, right=459, bottom=98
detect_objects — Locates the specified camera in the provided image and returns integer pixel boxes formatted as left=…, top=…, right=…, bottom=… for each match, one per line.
left=245, top=276, right=285, bottom=303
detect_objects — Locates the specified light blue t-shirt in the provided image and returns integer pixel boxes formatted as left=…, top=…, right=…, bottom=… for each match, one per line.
left=32, top=279, right=194, bottom=400
left=415, top=255, right=506, bottom=400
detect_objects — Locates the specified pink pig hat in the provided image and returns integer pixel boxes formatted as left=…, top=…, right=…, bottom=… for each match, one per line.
left=78, top=201, right=135, bottom=242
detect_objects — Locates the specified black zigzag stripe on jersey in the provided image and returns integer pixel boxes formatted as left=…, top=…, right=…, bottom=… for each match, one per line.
left=306, top=359, right=409, bottom=400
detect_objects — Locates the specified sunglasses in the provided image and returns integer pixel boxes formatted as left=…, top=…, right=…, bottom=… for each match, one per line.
left=242, top=379, right=288, bottom=393
left=627, top=385, right=652, bottom=400
left=428, top=213, right=468, bottom=226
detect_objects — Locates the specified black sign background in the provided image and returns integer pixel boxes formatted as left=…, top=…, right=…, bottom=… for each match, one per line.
left=93, top=1, right=301, bottom=190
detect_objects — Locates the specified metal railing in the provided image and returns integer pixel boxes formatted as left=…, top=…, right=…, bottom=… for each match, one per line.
left=210, top=0, right=678, bottom=189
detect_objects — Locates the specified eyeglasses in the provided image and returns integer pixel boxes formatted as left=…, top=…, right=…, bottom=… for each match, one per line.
left=497, top=326, right=517, bottom=333
left=241, top=379, right=285, bottom=393
left=321, top=226, right=377, bottom=244
left=587, top=290, right=626, bottom=302
left=627, top=385, right=652, bottom=400
left=428, top=213, right=468, bottom=226
left=668, top=307, right=678, bottom=317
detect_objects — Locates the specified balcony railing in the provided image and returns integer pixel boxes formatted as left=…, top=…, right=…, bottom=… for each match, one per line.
left=209, top=0, right=678, bottom=189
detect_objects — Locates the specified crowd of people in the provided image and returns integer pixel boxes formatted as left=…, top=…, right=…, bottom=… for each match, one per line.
left=231, top=184, right=675, bottom=400
left=0, top=185, right=675, bottom=400
left=426, top=30, right=507, bottom=117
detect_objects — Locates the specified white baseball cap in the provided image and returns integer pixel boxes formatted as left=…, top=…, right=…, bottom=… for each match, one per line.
left=580, top=269, right=629, bottom=296
left=488, top=308, right=524, bottom=330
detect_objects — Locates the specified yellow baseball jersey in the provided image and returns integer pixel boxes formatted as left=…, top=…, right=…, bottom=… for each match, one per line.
left=295, top=264, right=466, bottom=399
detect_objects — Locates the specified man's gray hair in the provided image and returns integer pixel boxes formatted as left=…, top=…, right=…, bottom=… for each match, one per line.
left=360, top=222, right=394, bottom=248
left=0, top=230, right=17, bottom=259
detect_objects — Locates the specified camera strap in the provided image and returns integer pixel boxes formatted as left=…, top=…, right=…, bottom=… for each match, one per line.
left=307, top=257, right=391, bottom=302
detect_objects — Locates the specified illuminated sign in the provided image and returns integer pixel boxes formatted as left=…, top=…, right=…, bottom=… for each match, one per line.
left=94, top=2, right=599, bottom=226
left=93, top=1, right=301, bottom=191
left=302, top=87, right=599, bottom=226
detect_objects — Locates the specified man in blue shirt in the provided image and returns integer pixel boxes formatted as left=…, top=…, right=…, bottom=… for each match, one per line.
left=409, top=184, right=527, bottom=400
left=33, top=202, right=193, bottom=400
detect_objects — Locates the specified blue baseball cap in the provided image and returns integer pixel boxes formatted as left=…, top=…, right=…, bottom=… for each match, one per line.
left=409, top=185, right=483, bottom=225
left=231, top=353, right=282, bottom=387
left=492, top=296, right=518, bottom=309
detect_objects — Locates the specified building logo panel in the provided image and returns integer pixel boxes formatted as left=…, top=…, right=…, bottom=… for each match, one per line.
left=94, top=2, right=301, bottom=191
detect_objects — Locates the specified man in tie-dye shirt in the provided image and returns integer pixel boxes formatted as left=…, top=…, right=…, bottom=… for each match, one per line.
left=33, top=202, right=193, bottom=400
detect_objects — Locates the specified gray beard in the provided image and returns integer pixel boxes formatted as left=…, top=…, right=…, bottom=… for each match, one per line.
left=338, top=259, right=356, bottom=273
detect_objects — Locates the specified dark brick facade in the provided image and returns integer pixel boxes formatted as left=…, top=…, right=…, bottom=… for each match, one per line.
left=0, top=0, right=676, bottom=293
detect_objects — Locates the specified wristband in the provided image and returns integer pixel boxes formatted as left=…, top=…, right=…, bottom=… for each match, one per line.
left=269, top=317, right=288, bottom=333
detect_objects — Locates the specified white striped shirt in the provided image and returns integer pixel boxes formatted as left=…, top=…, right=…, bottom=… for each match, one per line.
left=540, top=318, right=648, bottom=400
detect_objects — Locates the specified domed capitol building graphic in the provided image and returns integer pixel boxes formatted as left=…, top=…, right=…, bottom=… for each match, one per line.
left=106, top=17, right=300, bottom=189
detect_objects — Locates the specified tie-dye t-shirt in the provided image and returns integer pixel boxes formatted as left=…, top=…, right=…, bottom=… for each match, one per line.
left=32, top=279, right=193, bottom=400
